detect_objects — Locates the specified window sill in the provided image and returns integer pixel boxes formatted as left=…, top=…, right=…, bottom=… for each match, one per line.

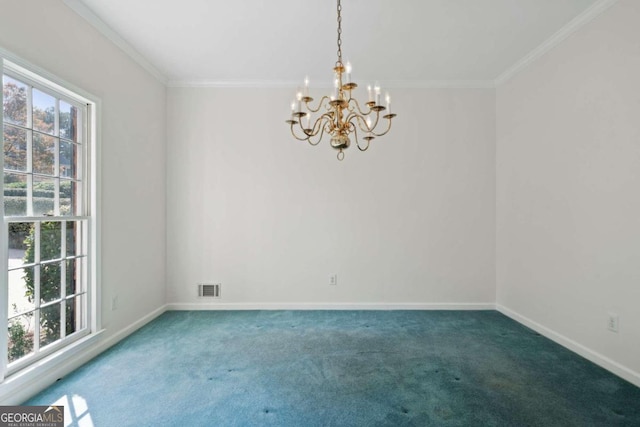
left=0, top=329, right=105, bottom=404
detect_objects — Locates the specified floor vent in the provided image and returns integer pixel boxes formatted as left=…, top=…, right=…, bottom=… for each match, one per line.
left=198, top=283, right=221, bottom=298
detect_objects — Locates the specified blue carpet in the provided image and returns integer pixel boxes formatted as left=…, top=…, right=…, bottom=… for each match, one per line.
left=25, top=310, right=640, bottom=426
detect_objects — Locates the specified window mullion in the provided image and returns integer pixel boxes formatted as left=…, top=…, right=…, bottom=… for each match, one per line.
left=60, top=300, right=66, bottom=340
left=26, top=130, right=33, bottom=217
left=61, top=222, right=67, bottom=340
left=33, top=222, right=41, bottom=353
left=54, top=98, right=60, bottom=138
left=54, top=172, right=60, bottom=217
left=26, top=84, right=32, bottom=129
left=54, top=99, right=60, bottom=216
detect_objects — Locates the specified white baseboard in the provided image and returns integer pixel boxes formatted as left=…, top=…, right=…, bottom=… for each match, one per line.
left=0, top=304, right=167, bottom=405
left=166, top=302, right=496, bottom=311
left=496, top=304, right=640, bottom=388
left=90, top=304, right=167, bottom=357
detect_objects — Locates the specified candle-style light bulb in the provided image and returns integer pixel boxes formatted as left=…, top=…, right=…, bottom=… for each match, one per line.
left=296, top=90, right=302, bottom=112
left=374, top=82, right=381, bottom=105
left=367, top=85, right=373, bottom=103
left=386, top=93, right=391, bottom=112
left=306, top=112, right=311, bottom=128
left=334, top=78, right=339, bottom=99
left=346, top=61, right=352, bottom=84
left=366, top=116, right=373, bottom=137
left=304, top=76, right=309, bottom=97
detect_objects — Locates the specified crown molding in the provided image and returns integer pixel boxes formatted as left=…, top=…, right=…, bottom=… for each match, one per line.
left=167, top=80, right=303, bottom=89
left=495, top=0, right=619, bottom=86
left=62, top=0, right=168, bottom=84
left=167, top=79, right=496, bottom=89
left=63, top=0, right=617, bottom=90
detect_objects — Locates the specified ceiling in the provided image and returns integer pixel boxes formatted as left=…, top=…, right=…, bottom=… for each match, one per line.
left=66, top=0, right=605, bottom=86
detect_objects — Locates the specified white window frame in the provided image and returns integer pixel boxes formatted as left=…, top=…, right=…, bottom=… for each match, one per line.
left=0, top=50, right=101, bottom=383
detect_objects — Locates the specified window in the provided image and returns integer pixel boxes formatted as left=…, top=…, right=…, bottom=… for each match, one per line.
left=1, top=58, right=97, bottom=377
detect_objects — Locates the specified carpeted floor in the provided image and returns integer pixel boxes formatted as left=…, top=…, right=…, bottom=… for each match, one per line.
left=25, top=310, right=640, bottom=426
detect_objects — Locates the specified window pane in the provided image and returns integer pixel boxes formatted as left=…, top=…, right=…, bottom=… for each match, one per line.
left=8, top=267, right=35, bottom=316
left=59, top=141, right=77, bottom=178
left=66, top=258, right=79, bottom=295
left=60, top=180, right=77, bottom=216
left=59, top=101, right=79, bottom=142
left=65, top=221, right=81, bottom=257
left=40, top=261, right=62, bottom=303
left=4, top=173, right=28, bottom=216
left=40, top=304, right=61, bottom=347
left=40, top=221, right=62, bottom=261
left=9, top=222, right=33, bottom=268
left=3, top=124, right=27, bottom=171
left=3, top=75, right=27, bottom=126
left=33, top=176, right=55, bottom=216
left=8, top=312, right=35, bottom=363
left=65, top=296, right=83, bottom=336
left=33, top=132, right=56, bottom=175
left=32, top=88, right=55, bottom=135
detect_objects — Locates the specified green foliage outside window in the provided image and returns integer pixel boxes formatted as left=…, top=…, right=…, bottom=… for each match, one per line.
left=8, top=315, right=34, bottom=362
left=24, top=222, right=63, bottom=346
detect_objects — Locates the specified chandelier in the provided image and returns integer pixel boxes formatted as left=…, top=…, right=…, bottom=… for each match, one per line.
left=285, top=0, right=397, bottom=161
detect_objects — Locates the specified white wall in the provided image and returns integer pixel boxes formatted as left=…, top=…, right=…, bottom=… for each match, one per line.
left=167, top=87, right=496, bottom=306
left=497, top=0, right=640, bottom=381
left=0, top=1, right=166, bottom=347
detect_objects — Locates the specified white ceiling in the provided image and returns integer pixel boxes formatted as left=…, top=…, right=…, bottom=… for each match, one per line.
left=66, top=0, right=606, bottom=86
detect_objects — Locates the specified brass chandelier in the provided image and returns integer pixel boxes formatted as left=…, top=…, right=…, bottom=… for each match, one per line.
left=286, top=0, right=397, bottom=161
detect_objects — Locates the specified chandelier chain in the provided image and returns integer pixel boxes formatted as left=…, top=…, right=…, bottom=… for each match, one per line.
left=336, top=0, right=342, bottom=65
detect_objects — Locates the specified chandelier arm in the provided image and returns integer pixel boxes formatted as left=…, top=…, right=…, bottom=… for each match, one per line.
left=290, top=123, right=313, bottom=141
left=298, top=117, right=314, bottom=137
left=307, top=122, right=326, bottom=146
left=349, top=122, right=370, bottom=152
left=301, top=115, right=331, bottom=146
left=296, top=111, right=333, bottom=140
left=323, top=112, right=338, bottom=135
left=346, top=108, right=380, bottom=132
left=306, top=96, right=332, bottom=114
left=370, top=116, right=394, bottom=137
left=344, top=112, right=369, bottom=134
left=368, top=109, right=382, bottom=132
left=291, top=114, right=332, bottom=142
left=310, top=113, right=333, bottom=136
left=347, top=98, right=372, bottom=116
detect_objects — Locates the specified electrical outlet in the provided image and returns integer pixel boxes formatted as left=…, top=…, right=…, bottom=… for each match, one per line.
left=607, top=313, right=619, bottom=333
left=111, top=296, right=118, bottom=311
left=329, top=274, right=337, bottom=286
